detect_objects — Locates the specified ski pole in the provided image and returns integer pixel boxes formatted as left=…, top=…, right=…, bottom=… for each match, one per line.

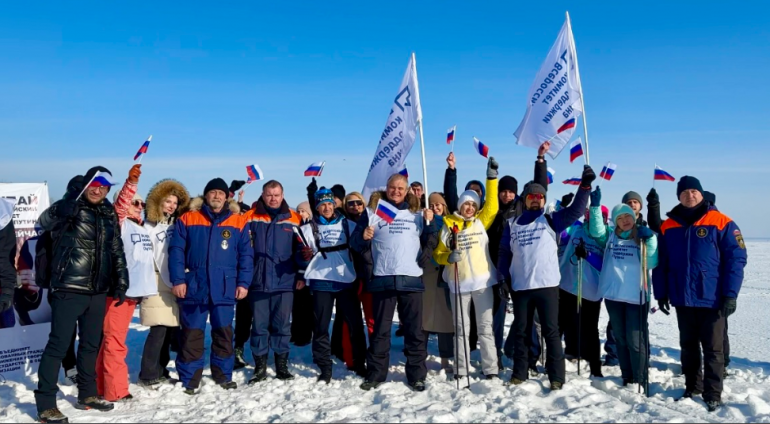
left=577, top=256, right=583, bottom=376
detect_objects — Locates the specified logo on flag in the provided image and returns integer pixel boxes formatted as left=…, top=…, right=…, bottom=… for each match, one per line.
left=304, top=161, right=326, bottom=177
left=654, top=165, right=675, bottom=182
left=375, top=199, right=399, bottom=224
left=133, top=135, right=152, bottom=161
left=88, top=172, right=117, bottom=188
left=599, top=163, right=618, bottom=181
left=473, top=137, right=489, bottom=158
left=569, top=138, right=584, bottom=163
left=246, top=164, right=264, bottom=183
left=562, top=177, right=582, bottom=186
left=446, top=126, right=456, bottom=145
left=547, top=167, right=556, bottom=184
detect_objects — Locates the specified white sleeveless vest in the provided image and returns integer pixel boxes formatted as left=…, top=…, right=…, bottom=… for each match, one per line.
left=558, top=224, right=603, bottom=302
left=368, top=207, right=424, bottom=278
left=509, top=214, right=560, bottom=292
left=300, top=220, right=356, bottom=284
left=122, top=219, right=158, bottom=298
left=598, top=232, right=646, bottom=305
left=146, top=221, right=174, bottom=288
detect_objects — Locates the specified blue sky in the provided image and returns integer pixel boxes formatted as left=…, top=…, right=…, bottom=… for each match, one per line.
left=1, top=1, right=769, bottom=236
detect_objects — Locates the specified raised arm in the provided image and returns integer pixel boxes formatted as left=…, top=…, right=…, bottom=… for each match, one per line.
left=444, top=152, right=459, bottom=213
left=478, top=158, right=500, bottom=230
left=548, top=165, right=595, bottom=234
left=114, top=165, right=141, bottom=225
left=646, top=188, right=663, bottom=234
left=534, top=142, right=550, bottom=190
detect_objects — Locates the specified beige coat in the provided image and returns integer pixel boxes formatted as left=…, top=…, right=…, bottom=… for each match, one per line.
left=140, top=272, right=179, bottom=327
left=422, top=262, right=454, bottom=334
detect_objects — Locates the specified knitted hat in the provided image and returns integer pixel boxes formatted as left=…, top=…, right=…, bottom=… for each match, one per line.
left=458, top=190, right=481, bottom=210
left=523, top=183, right=547, bottom=199
left=677, top=176, right=703, bottom=198
left=296, top=202, right=312, bottom=217
left=428, top=192, right=447, bottom=215
left=204, top=178, right=229, bottom=195
left=499, top=176, right=518, bottom=194
left=331, top=184, right=346, bottom=201
left=612, top=204, right=636, bottom=225
left=315, top=188, right=336, bottom=208
left=622, top=191, right=643, bottom=207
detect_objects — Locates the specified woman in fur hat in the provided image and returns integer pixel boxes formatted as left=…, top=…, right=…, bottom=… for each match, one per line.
left=137, top=178, right=190, bottom=387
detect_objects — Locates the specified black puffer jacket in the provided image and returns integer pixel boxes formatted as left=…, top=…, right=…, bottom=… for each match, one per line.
left=39, top=198, right=129, bottom=295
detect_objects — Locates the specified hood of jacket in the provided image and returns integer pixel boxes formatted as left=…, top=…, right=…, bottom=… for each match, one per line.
left=367, top=190, right=421, bottom=213
left=145, top=179, right=191, bottom=224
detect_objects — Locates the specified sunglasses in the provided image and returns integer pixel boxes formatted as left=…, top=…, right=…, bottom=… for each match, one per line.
left=132, top=200, right=146, bottom=208
left=346, top=200, right=364, bottom=207
left=526, top=193, right=545, bottom=201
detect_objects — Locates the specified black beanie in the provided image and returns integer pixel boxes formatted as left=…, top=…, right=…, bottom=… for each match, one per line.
left=523, top=183, right=547, bottom=199
left=677, top=176, right=703, bottom=198
left=204, top=178, right=229, bottom=195
left=499, top=176, right=518, bottom=194
left=622, top=191, right=643, bottom=207
left=331, top=184, right=346, bottom=201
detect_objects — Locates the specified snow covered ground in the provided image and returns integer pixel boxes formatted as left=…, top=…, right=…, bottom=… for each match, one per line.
left=1, top=241, right=769, bottom=423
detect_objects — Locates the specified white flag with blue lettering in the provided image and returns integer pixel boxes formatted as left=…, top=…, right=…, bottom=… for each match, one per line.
left=514, top=18, right=583, bottom=159
left=362, top=55, right=422, bottom=200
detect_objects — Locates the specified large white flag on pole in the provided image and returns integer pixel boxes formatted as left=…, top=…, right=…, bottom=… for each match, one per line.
left=362, top=54, right=423, bottom=200
left=514, top=13, right=587, bottom=161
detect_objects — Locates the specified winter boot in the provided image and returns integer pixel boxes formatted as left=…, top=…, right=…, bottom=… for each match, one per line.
left=38, top=408, right=69, bottom=423
left=707, top=400, right=724, bottom=412
left=248, top=355, right=268, bottom=385
left=550, top=382, right=563, bottom=391
left=409, top=379, right=426, bottom=392
left=74, top=396, right=114, bottom=411
left=360, top=380, right=382, bottom=391
left=220, top=381, right=237, bottom=390
left=441, top=358, right=453, bottom=374
left=508, top=376, right=525, bottom=386
left=318, top=368, right=333, bottom=385
left=64, top=369, right=78, bottom=386
left=234, top=347, right=247, bottom=370
left=116, top=394, right=134, bottom=402
left=529, top=366, right=540, bottom=377
left=677, top=388, right=703, bottom=401
left=590, top=362, right=604, bottom=378
left=274, top=353, right=294, bottom=380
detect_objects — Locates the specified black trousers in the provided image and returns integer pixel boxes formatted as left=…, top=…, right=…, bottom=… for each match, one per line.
left=559, top=290, right=602, bottom=374
left=139, top=325, right=178, bottom=381
left=367, top=290, right=427, bottom=383
left=234, top=298, right=252, bottom=350
left=724, top=317, right=731, bottom=368
left=35, top=292, right=106, bottom=412
left=291, top=286, right=314, bottom=346
left=511, top=287, right=565, bottom=383
left=312, top=288, right=367, bottom=370
left=676, top=306, right=726, bottom=402
left=62, top=330, right=77, bottom=373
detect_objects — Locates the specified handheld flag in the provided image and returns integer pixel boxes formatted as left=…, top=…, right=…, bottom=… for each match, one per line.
left=569, top=138, right=584, bottom=163
left=557, top=118, right=576, bottom=134
left=304, top=161, right=326, bottom=177
left=654, top=165, right=675, bottom=182
left=473, top=137, right=489, bottom=158
left=77, top=171, right=117, bottom=201
left=563, top=177, right=582, bottom=186
left=599, top=163, right=617, bottom=181
left=398, top=166, right=409, bottom=179
left=375, top=199, right=399, bottom=224
left=547, top=167, right=556, bottom=184
left=133, top=135, right=152, bottom=162
left=246, top=164, right=264, bottom=183
left=446, top=126, right=456, bottom=145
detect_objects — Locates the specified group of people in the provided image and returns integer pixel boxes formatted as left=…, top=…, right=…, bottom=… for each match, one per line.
left=0, top=141, right=747, bottom=423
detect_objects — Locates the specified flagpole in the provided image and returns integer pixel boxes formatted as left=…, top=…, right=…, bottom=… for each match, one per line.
left=653, top=163, right=657, bottom=190
left=412, top=52, right=430, bottom=200
left=76, top=175, right=98, bottom=201
left=566, top=11, right=590, bottom=166
left=451, top=126, right=456, bottom=153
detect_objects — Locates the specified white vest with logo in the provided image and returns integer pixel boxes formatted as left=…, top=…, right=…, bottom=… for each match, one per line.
left=368, top=207, right=424, bottom=278
left=598, top=232, right=646, bottom=305
left=509, top=214, right=560, bottom=292
left=441, top=219, right=496, bottom=294
left=122, top=219, right=158, bottom=298
left=300, top=219, right=356, bottom=283
left=145, top=221, right=174, bottom=288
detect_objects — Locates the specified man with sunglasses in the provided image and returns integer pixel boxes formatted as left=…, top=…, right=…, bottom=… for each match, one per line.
left=498, top=164, right=596, bottom=391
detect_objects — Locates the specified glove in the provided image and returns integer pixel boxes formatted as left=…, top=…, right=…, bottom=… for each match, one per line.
left=54, top=199, right=79, bottom=219
left=448, top=250, right=462, bottom=264
left=574, top=242, right=588, bottom=260
left=307, top=177, right=318, bottom=196
left=498, top=281, right=511, bottom=300
left=301, top=246, right=314, bottom=262
left=637, top=226, right=654, bottom=241
left=0, top=294, right=12, bottom=314
left=581, top=165, right=596, bottom=188
left=658, top=298, right=671, bottom=316
left=114, top=290, right=126, bottom=307
left=128, top=164, right=142, bottom=185
left=722, top=297, right=737, bottom=318
left=646, top=188, right=660, bottom=207
left=560, top=193, right=575, bottom=208
left=590, top=187, right=602, bottom=207
left=486, top=156, right=499, bottom=179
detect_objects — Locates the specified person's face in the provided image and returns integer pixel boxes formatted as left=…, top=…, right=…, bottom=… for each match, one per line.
left=411, top=184, right=423, bottom=199
left=616, top=214, right=636, bottom=232
left=129, top=199, right=145, bottom=218
left=499, top=190, right=516, bottom=205
left=468, top=183, right=483, bottom=198
left=298, top=209, right=311, bottom=222
left=318, top=202, right=335, bottom=219
left=679, top=189, right=703, bottom=208
left=626, top=199, right=642, bottom=216
left=163, top=195, right=179, bottom=216
left=387, top=179, right=408, bottom=204
left=205, top=190, right=227, bottom=212
left=430, top=201, right=445, bottom=217
left=525, top=193, right=545, bottom=211
left=262, top=186, right=284, bottom=209
left=346, top=198, right=364, bottom=217
left=460, top=201, right=477, bottom=219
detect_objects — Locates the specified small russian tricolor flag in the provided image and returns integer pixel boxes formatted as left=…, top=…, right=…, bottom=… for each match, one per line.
left=246, top=164, right=264, bottom=182
left=599, top=163, right=618, bottom=181
left=547, top=167, right=556, bottom=185
left=398, top=166, right=409, bottom=178
left=88, top=171, right=117, bottom=188
left=133, top=135, right=152, bottom=161
left=304, top=161, right=325, bottom=177
left=375, top=199, right=399, bottom=224
left=473, top=137, right=489, bottom=158
left=557, top=118, right=577, bottom=134
left=654, top=165, right=675, bottom=182
left=562, top=177, right=582, bottom=186
left=569, top=138, right=584, bottom=163
left=446, top=126, right=456, bottom=145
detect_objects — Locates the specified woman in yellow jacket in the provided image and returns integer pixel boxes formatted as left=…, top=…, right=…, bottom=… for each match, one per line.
left=434, top=157, right=499, bottom=380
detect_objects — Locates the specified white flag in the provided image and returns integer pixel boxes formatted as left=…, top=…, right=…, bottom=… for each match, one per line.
left=362, top=55, right=422, bottom=200
left=514, top=17, right=583, bottom=159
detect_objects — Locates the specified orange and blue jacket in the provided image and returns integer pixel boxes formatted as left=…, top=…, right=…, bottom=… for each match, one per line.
left=245, top=199, right=302, bottom=293
left=652, top=205, right=747, bottom=309
left=169, top=203, right=253, bottom=305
